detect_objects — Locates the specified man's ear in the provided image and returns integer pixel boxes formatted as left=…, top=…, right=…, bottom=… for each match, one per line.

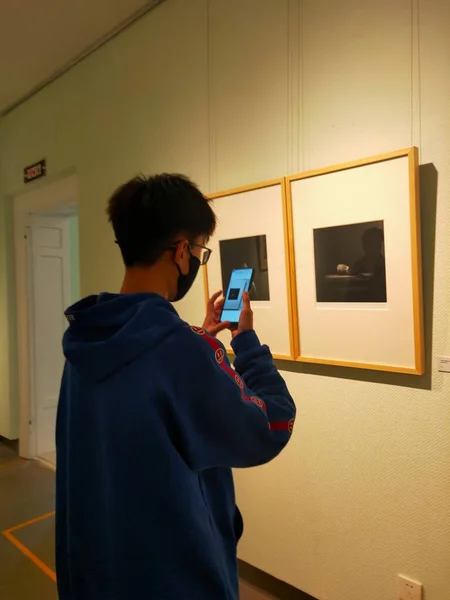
left=173, top=240, right=189, bottom=269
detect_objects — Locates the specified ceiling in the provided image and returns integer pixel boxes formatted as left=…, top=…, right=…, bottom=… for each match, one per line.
left=0, top=0, right=165, bottom=116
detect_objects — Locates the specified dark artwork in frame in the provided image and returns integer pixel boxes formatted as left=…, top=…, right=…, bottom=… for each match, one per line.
left=219, top=235, right=270, bottom=301
left=313, top=220, right=387, bottom=303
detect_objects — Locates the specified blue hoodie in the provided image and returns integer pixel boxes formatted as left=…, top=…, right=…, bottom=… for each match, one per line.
left=56, top=293, right=296, bottom=600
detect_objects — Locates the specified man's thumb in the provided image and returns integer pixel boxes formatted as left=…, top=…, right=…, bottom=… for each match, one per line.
left=242, top=291, right=251, bottom=311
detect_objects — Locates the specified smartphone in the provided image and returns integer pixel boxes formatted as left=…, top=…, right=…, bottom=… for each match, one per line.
left=220, top=267, right=254, bottom=324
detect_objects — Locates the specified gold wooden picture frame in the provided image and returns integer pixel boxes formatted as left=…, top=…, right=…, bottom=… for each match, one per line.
left=205, top=179, right=296, bottom=361
left=286, top=147, right=424, bottom=374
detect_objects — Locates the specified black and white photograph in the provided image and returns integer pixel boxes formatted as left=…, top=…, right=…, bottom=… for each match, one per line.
left=219, top=234, right=270, bottom=301
left=313, top=220, right=387, bottom=303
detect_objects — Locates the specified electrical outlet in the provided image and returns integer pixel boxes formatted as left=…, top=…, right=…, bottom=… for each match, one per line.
left=397, top=575, right=422, bottom=600
left=438, top=356, right=450, bottom=372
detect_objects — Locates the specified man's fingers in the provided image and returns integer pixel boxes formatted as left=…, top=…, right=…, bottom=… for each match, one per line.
left=208, top=290, right=222, bottom=305
left=214, top=298, right=225, bottom=311
left=208, top=321, right=231, bottom=336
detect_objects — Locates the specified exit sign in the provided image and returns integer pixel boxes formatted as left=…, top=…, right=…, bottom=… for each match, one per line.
left=24, top=159, right=46, bottom=183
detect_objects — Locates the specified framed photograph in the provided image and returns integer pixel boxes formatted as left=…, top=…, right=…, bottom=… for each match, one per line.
left=257, top=234, right=268, bottom=272
left=206, top=179, right=295, bottom=360
left=287, top=147, right=424, bottom=374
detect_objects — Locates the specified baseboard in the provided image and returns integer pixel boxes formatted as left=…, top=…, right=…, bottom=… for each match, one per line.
left=239, top=561, right=317, bottom=600
left=35, top=457, right=56, bottom=472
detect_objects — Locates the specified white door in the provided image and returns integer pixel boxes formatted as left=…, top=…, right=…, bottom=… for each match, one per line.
left=29, top=215, right=72, bottom=458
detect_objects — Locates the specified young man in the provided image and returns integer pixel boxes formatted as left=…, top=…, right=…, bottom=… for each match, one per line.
left=55, top=174, right=296, bottom=600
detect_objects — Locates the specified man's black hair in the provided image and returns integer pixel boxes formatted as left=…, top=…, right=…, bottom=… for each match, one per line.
left=107, top=173, right=216, bottom=267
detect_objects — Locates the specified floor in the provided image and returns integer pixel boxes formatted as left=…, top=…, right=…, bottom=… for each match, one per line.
left=241, top=581, right=278, bottom=599
left=0, top=443, right=57, bottom=600
left=0, top=441, right=313, bottom=600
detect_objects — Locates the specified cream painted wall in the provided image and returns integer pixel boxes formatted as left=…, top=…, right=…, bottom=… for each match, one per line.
left=68, top=214, right=81, bottom=303
left=0, top=1, right=449, bottom=599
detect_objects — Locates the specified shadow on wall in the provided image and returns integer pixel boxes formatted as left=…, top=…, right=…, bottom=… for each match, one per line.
left=277, top=163, right=438, bottom=392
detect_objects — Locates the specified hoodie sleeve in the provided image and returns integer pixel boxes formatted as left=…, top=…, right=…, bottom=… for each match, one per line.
left=166, top=325, right=296, bottom=471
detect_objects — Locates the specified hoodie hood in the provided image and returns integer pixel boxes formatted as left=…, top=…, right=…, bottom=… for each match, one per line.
left=63, top=293, right=183, bottom=382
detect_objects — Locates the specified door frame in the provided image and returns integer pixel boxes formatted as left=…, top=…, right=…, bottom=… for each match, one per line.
left=14, top=174, right=78, bottom=458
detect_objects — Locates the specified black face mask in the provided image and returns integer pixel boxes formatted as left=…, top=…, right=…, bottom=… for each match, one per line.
left=173, top=254, right=201, bottom=302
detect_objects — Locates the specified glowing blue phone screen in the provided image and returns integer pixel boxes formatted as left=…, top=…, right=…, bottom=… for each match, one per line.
left=221, top=268, right=253, bottom=323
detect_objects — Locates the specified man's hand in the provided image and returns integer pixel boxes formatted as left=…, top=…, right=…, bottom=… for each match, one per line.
left=202, top=291, right=230, bottom=337
left=231, top=292, right=253, bottom=338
